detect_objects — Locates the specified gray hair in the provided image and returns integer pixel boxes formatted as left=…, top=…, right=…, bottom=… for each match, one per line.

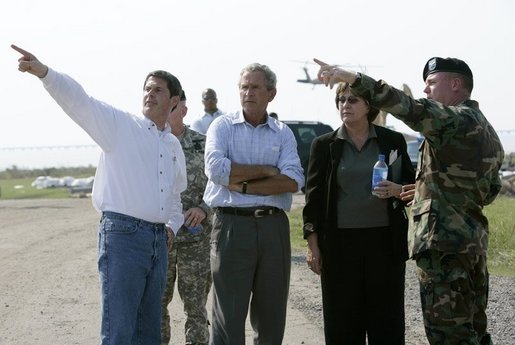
left=239, top=63, right=277, bottom=90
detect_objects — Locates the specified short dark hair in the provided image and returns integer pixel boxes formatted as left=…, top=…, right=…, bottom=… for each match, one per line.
left=171, top=91, right=187, bottom=112
left=335, top=83, right=380, bottom=123
left=449, top=72, right=474, bottom=93
left=144, top=70, right=182, bottom=98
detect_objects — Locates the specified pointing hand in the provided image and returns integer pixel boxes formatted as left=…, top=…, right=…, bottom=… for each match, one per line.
left=11, top=44, right=49, bottom=78
left=313, top=57, right=358, bottom=89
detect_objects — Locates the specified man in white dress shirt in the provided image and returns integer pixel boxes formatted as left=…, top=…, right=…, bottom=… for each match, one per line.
left=190, top=88, right=224, bottom=135
left=12, top=44, right=187, bottom=345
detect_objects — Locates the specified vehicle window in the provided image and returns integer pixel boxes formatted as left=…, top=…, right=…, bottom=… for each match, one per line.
left=283, top=121, right=333, bottom=193
left=299, top=128, right=316, bottom=144
left=407, top=141, right=419, bottom=158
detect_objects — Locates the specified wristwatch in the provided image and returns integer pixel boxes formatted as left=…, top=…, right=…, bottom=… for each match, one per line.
left=303, top=223, right=315, bottom=239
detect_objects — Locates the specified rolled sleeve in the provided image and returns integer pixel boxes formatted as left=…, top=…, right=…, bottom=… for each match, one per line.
left=204, top=117, right=232, bottom=186
left=166, top=193, right=184, bottom=235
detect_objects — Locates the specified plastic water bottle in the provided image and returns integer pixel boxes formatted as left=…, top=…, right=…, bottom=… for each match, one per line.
left=371, top=154, right=388, bottom=196
left=186, top=224, right=203, bottom=235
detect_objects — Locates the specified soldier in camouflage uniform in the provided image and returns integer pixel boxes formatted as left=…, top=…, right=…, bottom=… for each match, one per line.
left=315, top=57, right=504, bottom=345
left=161, top=91, right=212, bottom=345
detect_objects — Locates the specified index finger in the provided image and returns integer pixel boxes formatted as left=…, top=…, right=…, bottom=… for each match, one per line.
left=313, top=58, right=329, bottom=67
left=11, top=44, right=32, bottom=58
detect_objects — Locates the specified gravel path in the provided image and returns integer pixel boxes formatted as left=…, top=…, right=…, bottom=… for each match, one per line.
left=289, top=252, right=515, bottom=344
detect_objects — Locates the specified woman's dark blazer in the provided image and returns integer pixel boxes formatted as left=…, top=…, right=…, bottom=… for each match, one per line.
left=303, top=125, right=416, bottom=261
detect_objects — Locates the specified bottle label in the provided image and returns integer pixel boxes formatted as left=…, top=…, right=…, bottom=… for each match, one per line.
left=371, top=168, right=388, bottom=196
left=186, top=224, right=203, bottom=235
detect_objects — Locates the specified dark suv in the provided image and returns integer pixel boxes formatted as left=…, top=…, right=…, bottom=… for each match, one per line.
left=283, top=120, right=333, bottom=191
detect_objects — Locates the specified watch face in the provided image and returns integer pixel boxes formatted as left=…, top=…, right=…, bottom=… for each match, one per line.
left=304, top=223, right=314, bottom=232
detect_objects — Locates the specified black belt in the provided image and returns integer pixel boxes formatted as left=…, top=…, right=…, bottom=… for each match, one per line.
left=217, top=206, right=281, bottom=218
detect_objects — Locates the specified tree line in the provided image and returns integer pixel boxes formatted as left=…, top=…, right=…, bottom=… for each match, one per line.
left=0, top=165, right=97, bottom=180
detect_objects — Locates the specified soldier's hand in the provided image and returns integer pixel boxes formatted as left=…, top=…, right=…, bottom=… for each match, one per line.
left=11, top=44, right=49, bottom=78
left=184, top=207, right=206, bottom=228
left=314, top=58, right=358, bottom=89
left=400, top=184, right=416, bottom=206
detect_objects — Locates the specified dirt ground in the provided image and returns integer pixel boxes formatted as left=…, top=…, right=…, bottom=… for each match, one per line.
left=1, top=198, right=513, bottom=344
left=0, top=198, right=325, bottom=345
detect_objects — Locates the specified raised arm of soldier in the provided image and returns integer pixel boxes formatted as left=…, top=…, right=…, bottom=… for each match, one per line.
left=11, top=44, right=49, bottom=79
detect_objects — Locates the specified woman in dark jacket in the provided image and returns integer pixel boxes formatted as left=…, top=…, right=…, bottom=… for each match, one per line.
left=303, top=82, right=415, bottom=345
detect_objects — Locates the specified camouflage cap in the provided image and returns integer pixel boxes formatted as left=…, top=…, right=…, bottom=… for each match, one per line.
left=423, top=57, right=473, bottom=83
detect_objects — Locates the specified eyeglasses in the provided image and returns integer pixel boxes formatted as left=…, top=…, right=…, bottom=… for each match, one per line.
left=337, top=96, right=361, bottom=104
left=202, top=97, right=216, bottom=101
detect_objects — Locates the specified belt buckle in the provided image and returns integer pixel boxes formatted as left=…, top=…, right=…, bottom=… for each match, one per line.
left=254, top=209, right=267, bottom=218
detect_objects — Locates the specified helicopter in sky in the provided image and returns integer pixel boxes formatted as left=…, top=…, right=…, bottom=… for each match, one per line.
left=296, top=66, right=324, bottom=85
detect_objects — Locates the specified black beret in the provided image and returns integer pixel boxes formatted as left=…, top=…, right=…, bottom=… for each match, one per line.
left=423, top=57, right=473, bottom=82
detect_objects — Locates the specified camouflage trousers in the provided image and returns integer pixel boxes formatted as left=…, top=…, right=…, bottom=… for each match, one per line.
left=415, top=249, right=493, bottom=345
left=161, top=237, right=212, bottom=345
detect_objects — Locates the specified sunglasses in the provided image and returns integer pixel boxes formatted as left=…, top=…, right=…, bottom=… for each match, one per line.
left=337, top=96, right=361, bottom=104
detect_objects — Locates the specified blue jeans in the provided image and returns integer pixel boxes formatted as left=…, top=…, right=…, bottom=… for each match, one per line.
left=98, top=211, right=168, bottom=345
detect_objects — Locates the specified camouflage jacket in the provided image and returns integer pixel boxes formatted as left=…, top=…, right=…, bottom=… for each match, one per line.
left=353, top=74, right=504, bottom=257
left=175, top=126, right=211, bottom=243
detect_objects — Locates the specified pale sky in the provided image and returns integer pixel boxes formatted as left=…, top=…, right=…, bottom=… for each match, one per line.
left=2, top=0, right=514, bottom=151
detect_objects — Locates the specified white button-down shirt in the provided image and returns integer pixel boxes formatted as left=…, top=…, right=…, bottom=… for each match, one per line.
left=42, top=68, right=187, bottom=233
left=190, top=109, right=224, bottom=135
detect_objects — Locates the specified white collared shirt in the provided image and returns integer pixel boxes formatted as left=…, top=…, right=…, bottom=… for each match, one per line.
left=42, top=68, right=187, bottom=233
left=190, top=109, right=224, bottom=135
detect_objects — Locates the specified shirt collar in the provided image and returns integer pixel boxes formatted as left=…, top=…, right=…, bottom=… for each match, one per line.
left=337, top=123, right=377, bottom=141
left=231, top=110, right=278, bottom=132
left=142, top=116, right=172, bottom=140
left=142, top=116, right=157, bottom=130
left=231, top=111, right=246, bottom=125
left=203, top=109, right=223, bottom=117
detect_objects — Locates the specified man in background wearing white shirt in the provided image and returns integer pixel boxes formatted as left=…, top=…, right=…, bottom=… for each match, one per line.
left=12, top=44, right=187, bottom=345
left=190, top=88, right=224, bottom=135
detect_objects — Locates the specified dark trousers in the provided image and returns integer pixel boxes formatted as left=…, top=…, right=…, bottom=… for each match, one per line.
left=209, top=210, right=291, bottom=345
left=321, top=227, right=406, bottom=345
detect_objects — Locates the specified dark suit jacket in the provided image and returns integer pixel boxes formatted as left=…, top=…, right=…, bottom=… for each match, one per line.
left=303, top=125, right=415, bottom=261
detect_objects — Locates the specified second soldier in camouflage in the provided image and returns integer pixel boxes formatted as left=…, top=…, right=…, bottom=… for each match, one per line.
left=161, top=91, right=212, bottom=345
